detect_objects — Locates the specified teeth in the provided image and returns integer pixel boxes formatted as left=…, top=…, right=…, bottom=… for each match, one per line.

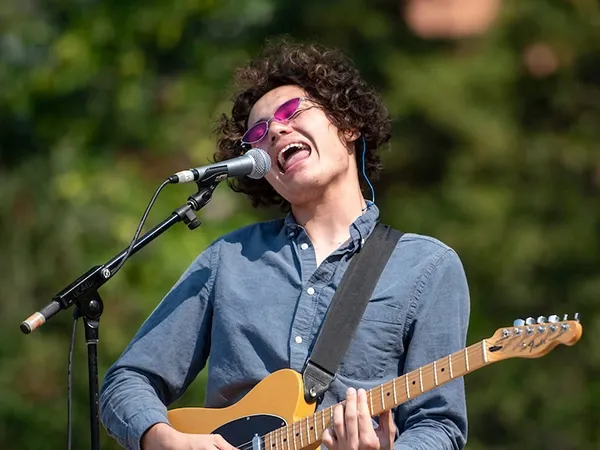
left=278, top=143, right=309, bottom=169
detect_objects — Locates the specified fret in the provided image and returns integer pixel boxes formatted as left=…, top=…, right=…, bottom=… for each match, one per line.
left=299, top=418, right=303, bottom=448
left=405, top=374, right=410, bottom=398
left=292, top=422, right=297, bottom=450
left=305, top=418, right=310, bottom=444
left=418, top=367, right=423, bottom=392
left=321, top=410, right=325, bottom=436
left=313, top=414, right=318, bottom=441
left=448, top=354, right=454, bottom=378
left=265, top=431, right=271, bottom=450
left=287, top=423, right=291, bottom=450
left=330, top=406, right=333, bottom=432
left=433, top=361, right=439, bottom=386
left=482, top=339, right=488, bottom=363
left=270, top=427, right=275, bottom=450
left=392, top=378, right=397, bottom=403
left=464, top=347, right=470, bottom=371
left=369, top=390, right=373, bottom=414
left=380, top=384, right=385, bottom=410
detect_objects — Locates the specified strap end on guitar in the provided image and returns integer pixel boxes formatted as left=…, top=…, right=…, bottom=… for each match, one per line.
left=302, top=360, right=335, bottom=404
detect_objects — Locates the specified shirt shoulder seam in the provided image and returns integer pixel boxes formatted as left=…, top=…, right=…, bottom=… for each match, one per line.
left=403, top=247, right=455, bottom=339
left=207, top=240, right=221, bottom=307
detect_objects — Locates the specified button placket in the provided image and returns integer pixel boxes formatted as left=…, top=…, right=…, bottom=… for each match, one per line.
left=289, top=232, right=321, bottom=369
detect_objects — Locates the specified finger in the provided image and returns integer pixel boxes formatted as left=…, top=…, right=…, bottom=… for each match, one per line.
left=322, top=427, right=336, bottom=449
left=356, top=389, right=378, bottom=447
left=333, top=403, right=346, bottom=442
left=344, top=388, right=359, bottom=447
left=376, top=410, right=396, bottom=443
left=214, top=433, right=236, bottom=450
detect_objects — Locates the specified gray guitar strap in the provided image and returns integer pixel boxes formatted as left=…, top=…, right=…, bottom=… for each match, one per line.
left=302, top=222, right=404, bottom=403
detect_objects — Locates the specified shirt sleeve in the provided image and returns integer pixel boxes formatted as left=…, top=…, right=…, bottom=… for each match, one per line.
left=394, top=248, right=470, bottom=450
left=99, top=242, right=219, bottom=450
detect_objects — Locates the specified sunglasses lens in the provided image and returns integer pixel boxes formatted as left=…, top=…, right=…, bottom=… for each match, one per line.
left=241, top=98, right=302, bottom=144
left=274, top=97, right=302, bottom=121
left=242, top=121, right=268, bottom=144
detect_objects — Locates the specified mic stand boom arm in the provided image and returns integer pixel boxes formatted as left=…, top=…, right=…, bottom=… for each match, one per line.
left=19, top=182, right=217, bottom=450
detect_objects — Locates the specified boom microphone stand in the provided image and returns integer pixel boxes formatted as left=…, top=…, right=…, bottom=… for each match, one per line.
left=19, top=180, right=219, bottom=450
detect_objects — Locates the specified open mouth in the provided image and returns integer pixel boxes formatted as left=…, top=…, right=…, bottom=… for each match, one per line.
left=277, top=143, right=311, bottom=173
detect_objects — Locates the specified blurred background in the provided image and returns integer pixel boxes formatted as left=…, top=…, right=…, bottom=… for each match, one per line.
left=1, top=0, right=599, bottom=448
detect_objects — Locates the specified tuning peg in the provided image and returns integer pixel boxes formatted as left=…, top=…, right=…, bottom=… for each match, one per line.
left=537, top=316, right=547, bottom=324
left=513, top=318, right=525, bottom=326
left=563, top=314, right=569, bottom=321
left=548, top=315, right=559, bottom=323
left=574, top=313, right=580, bottom=322
left=525, top=317, right=536, bottom=325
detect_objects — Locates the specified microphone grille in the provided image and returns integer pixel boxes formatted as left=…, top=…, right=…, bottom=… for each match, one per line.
left=246, top=148, right=271, bottom=179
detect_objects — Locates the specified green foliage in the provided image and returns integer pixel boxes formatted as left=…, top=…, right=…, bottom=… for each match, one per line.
left=1, top=0, right=599, bottom=448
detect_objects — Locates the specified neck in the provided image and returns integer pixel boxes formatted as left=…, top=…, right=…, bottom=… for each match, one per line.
left=291, top=184, right=367, bottom=252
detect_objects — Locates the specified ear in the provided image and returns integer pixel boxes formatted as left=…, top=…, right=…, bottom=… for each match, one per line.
left=343, top=129, right=361, bottom=143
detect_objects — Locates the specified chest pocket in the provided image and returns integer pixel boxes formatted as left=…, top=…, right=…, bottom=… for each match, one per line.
left=336, top=299, right=404, bottom=381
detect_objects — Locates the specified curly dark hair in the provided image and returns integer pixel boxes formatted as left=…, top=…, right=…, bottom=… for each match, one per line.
left=214, top=39, right=391, bottom=210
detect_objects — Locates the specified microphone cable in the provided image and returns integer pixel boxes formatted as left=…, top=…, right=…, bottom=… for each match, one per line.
left=67, top=311, right=77, bottom=450
left=110, top=179, right=171, bottom=278
left=65, top=177, right=170, bottom=450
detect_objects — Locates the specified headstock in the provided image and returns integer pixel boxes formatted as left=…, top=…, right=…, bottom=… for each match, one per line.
left=485, top=314, right=583, bottom=362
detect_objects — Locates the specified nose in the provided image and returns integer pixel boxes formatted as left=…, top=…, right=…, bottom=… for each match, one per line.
left=268, top=119, right=293, bottom=143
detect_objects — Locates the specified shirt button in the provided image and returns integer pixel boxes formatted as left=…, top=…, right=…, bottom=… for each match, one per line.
left=300, top=243, right=309, bottom=250
left=295, top=336, right=303, bottom=344
left=307, top=287, right=315, bottom=295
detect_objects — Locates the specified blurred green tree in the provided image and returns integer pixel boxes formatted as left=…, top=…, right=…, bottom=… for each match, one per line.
left=1, top=0, right=598, bottom=449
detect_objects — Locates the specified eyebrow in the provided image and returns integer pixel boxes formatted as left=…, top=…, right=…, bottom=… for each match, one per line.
left=248, top=98, right=287, bottom=126
left=246, top=112, right=266, bottom=128
left=249, top=108, right=272, bottom=126
left=247, top=117, right=263, bottom=127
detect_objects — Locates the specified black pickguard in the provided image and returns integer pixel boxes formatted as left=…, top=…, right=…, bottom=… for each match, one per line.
left=212, top=414, right=287, bottom=448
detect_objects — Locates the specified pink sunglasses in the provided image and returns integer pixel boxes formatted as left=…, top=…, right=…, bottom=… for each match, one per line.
left=241, top=97, right=308, bottom=145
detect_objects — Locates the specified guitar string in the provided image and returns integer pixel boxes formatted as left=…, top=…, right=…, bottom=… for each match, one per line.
left=232, top=344, right=488, bottom=450
left=237, top=329, right=566, bottom=450
left=236, top=343, right=486, bottom=450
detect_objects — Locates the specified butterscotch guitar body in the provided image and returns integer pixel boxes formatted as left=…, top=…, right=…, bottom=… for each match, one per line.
left=168, top=369, right=319, bottom=450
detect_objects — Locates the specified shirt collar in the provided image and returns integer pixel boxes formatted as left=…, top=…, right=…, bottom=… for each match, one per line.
left=350, top=201, right=379, bottom=248
left=284, top=201, right=380, bottom=248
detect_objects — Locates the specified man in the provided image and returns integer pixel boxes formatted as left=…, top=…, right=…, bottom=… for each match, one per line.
left=100, top=40, right=470, bottom=450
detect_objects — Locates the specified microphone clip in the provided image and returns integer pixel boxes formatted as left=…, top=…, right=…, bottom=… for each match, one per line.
left=176, top=181, right=218, bottom=230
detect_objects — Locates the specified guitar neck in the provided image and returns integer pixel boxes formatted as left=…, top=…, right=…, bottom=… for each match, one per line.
left=364, top=339, right=492, bottom=416
left=264, top=340, right=492, bottom=450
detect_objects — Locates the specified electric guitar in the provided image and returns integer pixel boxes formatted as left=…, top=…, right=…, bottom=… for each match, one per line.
left=168, top=315, right=582, bottom=450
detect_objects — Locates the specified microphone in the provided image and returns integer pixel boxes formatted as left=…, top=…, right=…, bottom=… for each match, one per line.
left=168, top=148, right=271, bottom=184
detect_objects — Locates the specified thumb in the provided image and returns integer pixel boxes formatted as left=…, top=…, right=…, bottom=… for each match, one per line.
left=214, top=434, right=237, bottom=450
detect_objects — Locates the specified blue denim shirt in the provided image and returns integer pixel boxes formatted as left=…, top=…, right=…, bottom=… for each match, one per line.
left=100, top=204, right=470, bottom=450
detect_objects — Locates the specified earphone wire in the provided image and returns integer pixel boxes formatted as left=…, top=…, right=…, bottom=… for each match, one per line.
left=361, top=136, right=375, bottom=204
